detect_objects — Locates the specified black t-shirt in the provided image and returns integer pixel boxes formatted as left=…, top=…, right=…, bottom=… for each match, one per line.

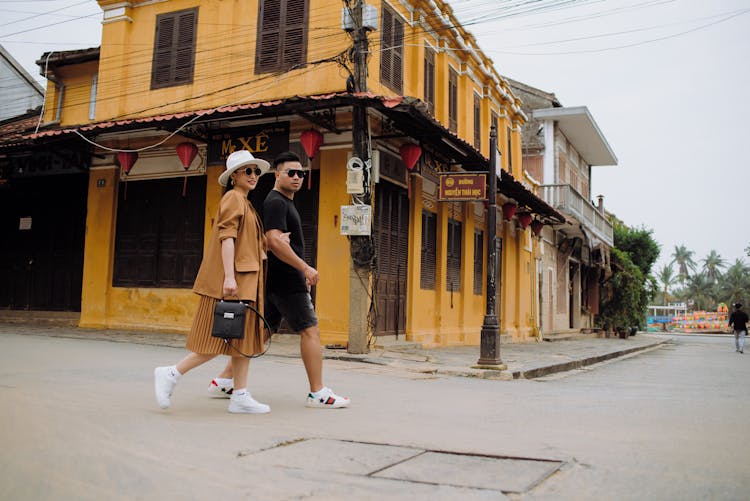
left=263, top=189, right=307, bottom=293
left=729, top=310, right=749, bottom=331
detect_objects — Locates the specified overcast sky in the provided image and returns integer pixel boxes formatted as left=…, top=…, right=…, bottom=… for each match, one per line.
left=2, top=0, right=749, bottom=274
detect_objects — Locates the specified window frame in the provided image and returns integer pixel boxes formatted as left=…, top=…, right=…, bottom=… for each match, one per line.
left=473, top=92, right=481, bottom=150
left=380, top=4, right=404, bottom=93
left=424, top=44, right=435, bottom=114
left=420, top=209, right=437, bottom=290
left=448, top=67, right=458, bottom=132
left=473, top=230, right=483, bottom=295
left=446, top=217, right=462, bottom=291
left=255, top=0, right=310, bottom=74
left=150, top=8, right=198, bottom=90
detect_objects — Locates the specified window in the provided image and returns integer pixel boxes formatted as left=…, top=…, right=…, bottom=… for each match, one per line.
left=420, top=210, right=436, bottom=289
left=491, top=112, right=500, bottom=152
left=113, top=177, right=206, bottom=287
left=424, top=45, right=435, bottom=113
left=473, top=231, right=483, bottom=295
left=54, top=84, right=65, bottom=122
left=380, top=4, right=403, bottom=93
left=446, top=218, right=462, bottom=291
left=507, top=126, right=513, bottom=170
left=151, top=8, right=198, bottom=89
left=88, top=75, right=97, bottom=120
left=448, top=67, right=458, bottom=132
left=256, top=0, right=309, bottom=73
left=473, top=93, right=481, bottom=150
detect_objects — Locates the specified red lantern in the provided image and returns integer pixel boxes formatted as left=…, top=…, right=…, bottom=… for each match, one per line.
left=117, top=151, right=138, bottom=175
left=176, top=142, right=199, bottom=196
left=300, top=129, right=323, bottom=189
left=530, top=219, right=544, bottom=236
left=399, top=143, right=422, bottom=199
left=501, top=202, right=517, bottom=221
left=517, top=212, right=532, bottom=230
left=399, top=143, right=422, bottom=170
left=117, top=151, right=138, bottom=200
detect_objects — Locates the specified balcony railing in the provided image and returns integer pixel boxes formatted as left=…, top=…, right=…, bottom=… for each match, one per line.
left=539, top=184, right=613, bottom=246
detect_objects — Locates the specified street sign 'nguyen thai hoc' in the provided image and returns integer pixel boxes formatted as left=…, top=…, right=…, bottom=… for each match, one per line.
left=438, top=173, right=487, bottom=201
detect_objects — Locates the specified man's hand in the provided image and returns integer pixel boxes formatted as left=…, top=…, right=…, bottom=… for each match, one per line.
left=303, top=265, right=319, bottom=287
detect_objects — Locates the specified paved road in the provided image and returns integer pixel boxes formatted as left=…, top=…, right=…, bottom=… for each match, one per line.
left=0, top=332, right=747, bottom=500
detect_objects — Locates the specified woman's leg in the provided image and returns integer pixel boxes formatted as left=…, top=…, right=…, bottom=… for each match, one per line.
left=176, top=352, right=216, bottom=375
left=230, top=356, right=249, bottom=392
left=217, top=359, right=233, bottom=379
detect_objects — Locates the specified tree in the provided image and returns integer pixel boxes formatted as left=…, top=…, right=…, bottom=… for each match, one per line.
left=719, top=259, right=750, bottom=307
left=701, top=250, right=726, bottom=283
left=671, top=245, right=696, bottom=285
left=656, top=264, right=677, bottom=305
left=678, top=272, right=717, bottom=311
left=598, top=248, right=649, bottom=332
left=613, top=223, right=660, bottom=277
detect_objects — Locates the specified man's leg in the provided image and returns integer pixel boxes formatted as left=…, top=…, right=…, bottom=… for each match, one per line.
left=736, top=331, right=741, bottom=352
left=740, top=330, right=746, bottom=354
left=299, top=325, right=323, bottom=392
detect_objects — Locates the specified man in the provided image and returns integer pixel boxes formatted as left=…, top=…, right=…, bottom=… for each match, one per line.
left=208, top=152, right=350, bottom=409
left=728, top=303, right=748, bottom=354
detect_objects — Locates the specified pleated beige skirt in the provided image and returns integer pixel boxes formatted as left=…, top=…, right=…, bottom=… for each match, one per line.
left=186, top=295, right=266, bottom=356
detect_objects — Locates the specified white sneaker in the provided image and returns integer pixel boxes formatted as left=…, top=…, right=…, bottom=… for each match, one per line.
left=154, top=366, right=178, bottom=409
left=305, top=387, right=350, bottom=409
left=228, top=393, right=270, bottom=414
left=208, top=379, right=233, bottom=398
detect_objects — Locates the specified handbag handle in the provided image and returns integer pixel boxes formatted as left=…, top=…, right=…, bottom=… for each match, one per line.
left=220, top=299, right=273, bottom=359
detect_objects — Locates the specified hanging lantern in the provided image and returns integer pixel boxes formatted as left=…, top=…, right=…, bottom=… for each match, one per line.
left=400, top=143, right=422, bottom=199
left=117, top=151, right=138, bottom=200
left=176, top=142, right=199, bottom=196
left=399, top=143, right=422, bottom=170
left=530, top=219, right=544, bottom=236
left=501, top=202, right=517, bottom=221
left=517, top=212, right=532, bottom=230
left=300, top=129, right=323, bottom=189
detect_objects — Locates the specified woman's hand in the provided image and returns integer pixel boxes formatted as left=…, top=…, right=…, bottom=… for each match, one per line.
left=223, top=276, right=238, bottom=297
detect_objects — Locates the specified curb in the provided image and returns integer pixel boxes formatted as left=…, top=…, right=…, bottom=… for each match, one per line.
left=512, top=339, right=671, bottom=379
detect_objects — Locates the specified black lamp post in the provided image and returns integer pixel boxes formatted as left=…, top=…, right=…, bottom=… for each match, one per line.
left=476, top=125, right=505, bottom=369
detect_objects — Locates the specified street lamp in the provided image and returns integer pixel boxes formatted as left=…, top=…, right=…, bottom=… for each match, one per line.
left=475, top=126, right=506, bottom=370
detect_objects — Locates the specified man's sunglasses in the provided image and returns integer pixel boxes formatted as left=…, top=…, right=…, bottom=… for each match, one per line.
left=242, top=167, right=263, bottom=176
left=282, top=169, right=308, bottom=178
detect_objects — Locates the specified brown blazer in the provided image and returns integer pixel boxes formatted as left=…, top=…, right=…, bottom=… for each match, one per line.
left=192, top=189, right=266, bottom=301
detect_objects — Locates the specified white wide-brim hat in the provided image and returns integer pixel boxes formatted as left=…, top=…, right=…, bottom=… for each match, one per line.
left=218, top=150, right=271, bottom=186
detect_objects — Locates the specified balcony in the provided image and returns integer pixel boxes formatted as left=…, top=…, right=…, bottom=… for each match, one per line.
left=539, top=184, right=613, bottom=246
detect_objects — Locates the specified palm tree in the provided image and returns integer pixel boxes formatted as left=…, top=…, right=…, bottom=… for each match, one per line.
left=679, top=272, right=715, bottom=311
left=701, top=250, right=726, bottom=283
left=719, top=259, right=750, bottom=306
left=671, top=245, right=696, bottom=285
left=656, top=264, right=677, bottom=305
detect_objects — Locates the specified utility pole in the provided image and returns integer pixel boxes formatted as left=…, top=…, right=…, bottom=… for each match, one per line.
left=475, top=126, right=506, bottom=369
left=347, top=0, right=371, bottom=354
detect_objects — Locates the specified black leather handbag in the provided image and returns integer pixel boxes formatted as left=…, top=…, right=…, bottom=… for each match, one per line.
left=212, top=300, right=247, bottom=340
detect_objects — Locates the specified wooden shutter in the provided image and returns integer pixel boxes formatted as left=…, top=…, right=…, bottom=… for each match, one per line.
left=473, top=93, right=481, bottom=150
left=420, top=210, right=436, bottom=289
left=114, top=177, right=205, bottom=287
left=448, top=68, right=458, bottom=132
left=151, top=8, right=197, bottom=89
left=491, top=112, right=500, bottom=154
left=380, top=5, right=403, bottom=93
left=256, top=0, right=309, bottom=73
left=507, top=126, right=513, bottom=170
left=473, top=231, right=483, bottom=295
left=424, top=45, right=435, bottom=113
left=446, top=218, right=461, bottom=291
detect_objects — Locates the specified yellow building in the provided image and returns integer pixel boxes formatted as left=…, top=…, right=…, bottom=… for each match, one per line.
left=0, top=0, right=563, bottom=348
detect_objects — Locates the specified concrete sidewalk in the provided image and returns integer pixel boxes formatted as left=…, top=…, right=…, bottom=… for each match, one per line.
left=0, top=321, right=672, bottom=380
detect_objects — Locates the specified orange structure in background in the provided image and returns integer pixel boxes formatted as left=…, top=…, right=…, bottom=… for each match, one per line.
left=672, top=303, right=729, bottom=332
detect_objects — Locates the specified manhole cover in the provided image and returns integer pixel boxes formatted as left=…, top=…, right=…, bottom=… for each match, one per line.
left=243, top=439, right=562, bottom=494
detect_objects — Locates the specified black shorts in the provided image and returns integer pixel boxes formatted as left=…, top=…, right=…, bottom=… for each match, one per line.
left=265, top=291, right=318, bottom=333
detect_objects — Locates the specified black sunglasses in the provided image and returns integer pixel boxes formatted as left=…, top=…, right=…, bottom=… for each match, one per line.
left=283, top=169, right=307, bottom=178
left=242, top=167, right=263, bottom=176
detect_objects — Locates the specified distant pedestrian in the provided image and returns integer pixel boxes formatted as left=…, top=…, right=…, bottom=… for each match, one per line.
left=209, top=151, right=350, bottom=409
left=728, top=303, right=748, bottom=354
left=153, top=150, right=272, bottom=413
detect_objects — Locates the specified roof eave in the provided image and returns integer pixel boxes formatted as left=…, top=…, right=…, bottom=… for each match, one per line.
left=532, top=106, right=618, bottom=166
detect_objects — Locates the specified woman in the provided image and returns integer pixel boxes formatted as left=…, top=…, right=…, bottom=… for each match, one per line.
left=154, top=149, right=271, bottom=414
